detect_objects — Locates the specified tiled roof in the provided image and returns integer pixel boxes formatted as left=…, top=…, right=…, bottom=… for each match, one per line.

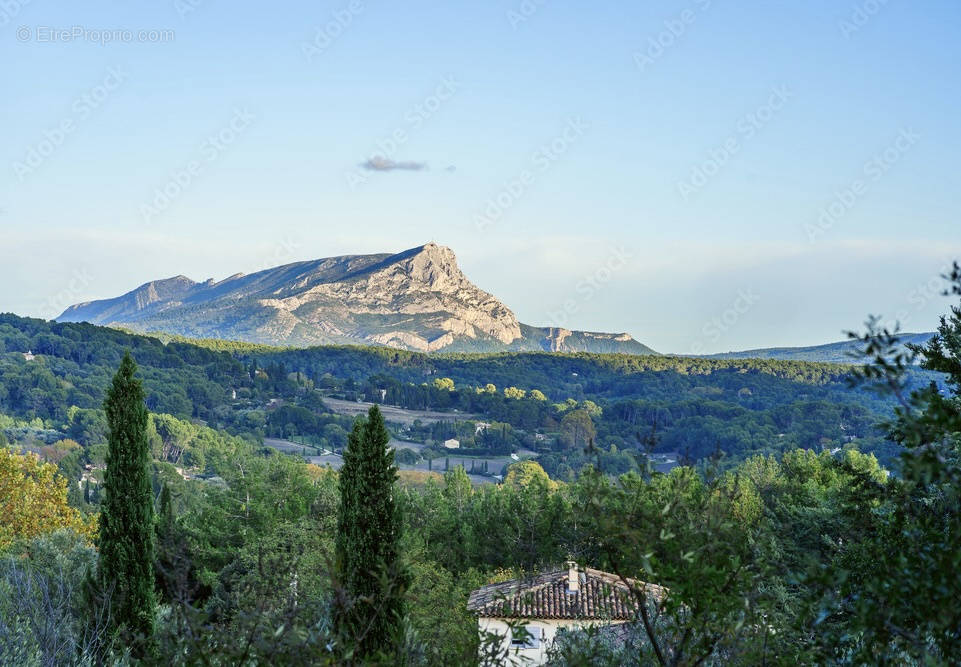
left=467, top=566, right=666, bottom=621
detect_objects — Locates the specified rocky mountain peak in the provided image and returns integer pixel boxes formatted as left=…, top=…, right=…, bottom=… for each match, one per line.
left=57, top=242, right=654, bottom=355
left=383, top=243, right=468, bottom=291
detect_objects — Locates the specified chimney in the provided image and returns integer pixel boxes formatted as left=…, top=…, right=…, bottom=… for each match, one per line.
left=566, top=561, right=579, bottom=593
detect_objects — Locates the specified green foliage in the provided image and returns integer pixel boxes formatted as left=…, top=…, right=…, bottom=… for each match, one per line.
left=807, top=263, right=961, bottom=664
left=0, top=531, right=105, bottom=666
left=503, top=386, right=525, bottom=399
left=548, top=624, right=657, bottom=666
left=149, top=412, right=252, bottom=472
left=395, top=447, right=421, bottom=465
left=503, top=460, right=556, bottom=490
left=560, top=408, right=596, bottom=450
left=432, top=377, right=454, bottom=391
left=334, top=406, right=408, bottom=659
left=402, top=462, right=571, bottom=575
left=575, top=463, right=765, bottom=664
left=98, top=352, right=156, bottom=645
left=148, top=452, right=342, bottom=664
left=405, top=559, right=487, bottom=665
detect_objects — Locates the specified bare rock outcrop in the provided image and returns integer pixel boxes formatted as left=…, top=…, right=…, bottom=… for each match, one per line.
left=57, top=242, right=654, bottom=354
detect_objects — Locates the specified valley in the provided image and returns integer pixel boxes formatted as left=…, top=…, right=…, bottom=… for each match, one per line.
left=0, top=311, right=918, bottom=483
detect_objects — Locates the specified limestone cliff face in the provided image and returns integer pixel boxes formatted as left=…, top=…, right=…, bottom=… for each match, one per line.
left=256, top=243, right=522, bottom=351
left=58, top=244, right=522, bottom=351
left=57, top=243, right=654, bottom=354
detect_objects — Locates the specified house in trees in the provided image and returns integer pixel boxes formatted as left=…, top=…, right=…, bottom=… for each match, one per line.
left=467, top=562, right=666, bottom=664
left=443, top=438, right=460, bottom=449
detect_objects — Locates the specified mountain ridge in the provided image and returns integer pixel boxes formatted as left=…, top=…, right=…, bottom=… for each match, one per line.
left=58, top=243, right=656, bottom=355
left=699, top=332, right=935, bottom=364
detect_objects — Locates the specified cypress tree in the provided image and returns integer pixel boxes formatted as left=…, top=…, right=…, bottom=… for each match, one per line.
left=334, top=405, right=407, bottom=659
left=156, top=482, right=174, bottom=546
left=154, top=481, right=184, bottom=604
left=98, top=351, right=156, bottom=643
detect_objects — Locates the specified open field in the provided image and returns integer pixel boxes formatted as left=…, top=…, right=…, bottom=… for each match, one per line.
left=301, top=451, right=502, bottom=486
left=264, top=437, right=514, bottom=485
left=321, top=397, right=477, bottom=425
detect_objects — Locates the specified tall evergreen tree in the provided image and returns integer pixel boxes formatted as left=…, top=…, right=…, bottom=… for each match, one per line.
left=334, top=405, right=408, bottom=660
left=98, top=352, right=156, bottom=642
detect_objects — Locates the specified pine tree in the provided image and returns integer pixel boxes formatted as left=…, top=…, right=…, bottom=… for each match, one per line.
left=334, top=405, right=407, bottom=659
left=98, top=351, right=156, bottom=643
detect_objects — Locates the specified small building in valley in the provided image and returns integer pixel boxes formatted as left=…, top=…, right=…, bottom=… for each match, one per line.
left=467, top=562, right=666, bottom=665
left=443, top=438, right=460, bottom=449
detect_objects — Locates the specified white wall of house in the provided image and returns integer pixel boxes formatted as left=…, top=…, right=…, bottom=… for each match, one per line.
left=478, top=617, right=627, bottom=665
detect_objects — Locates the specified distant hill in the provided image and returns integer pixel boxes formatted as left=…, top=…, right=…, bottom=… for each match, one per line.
left=58, top=243, right=656, bottom=355
left=703, top=332, right=936, bottom=364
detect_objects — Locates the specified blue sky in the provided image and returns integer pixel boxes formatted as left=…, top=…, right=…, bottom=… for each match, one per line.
left=2, top=0, right=959, bottom=353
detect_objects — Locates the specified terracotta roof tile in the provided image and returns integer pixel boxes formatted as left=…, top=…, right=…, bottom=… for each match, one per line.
left=467, top=566, right=666, bottom=621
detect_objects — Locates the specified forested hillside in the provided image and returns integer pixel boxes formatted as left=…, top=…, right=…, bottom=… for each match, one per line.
left=0, top=313, right=920, bottom=474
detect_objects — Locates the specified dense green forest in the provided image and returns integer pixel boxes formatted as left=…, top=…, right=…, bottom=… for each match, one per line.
left=1, top=262, right=959, bottom=664
left=0, top=312, right=930, bottom=477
